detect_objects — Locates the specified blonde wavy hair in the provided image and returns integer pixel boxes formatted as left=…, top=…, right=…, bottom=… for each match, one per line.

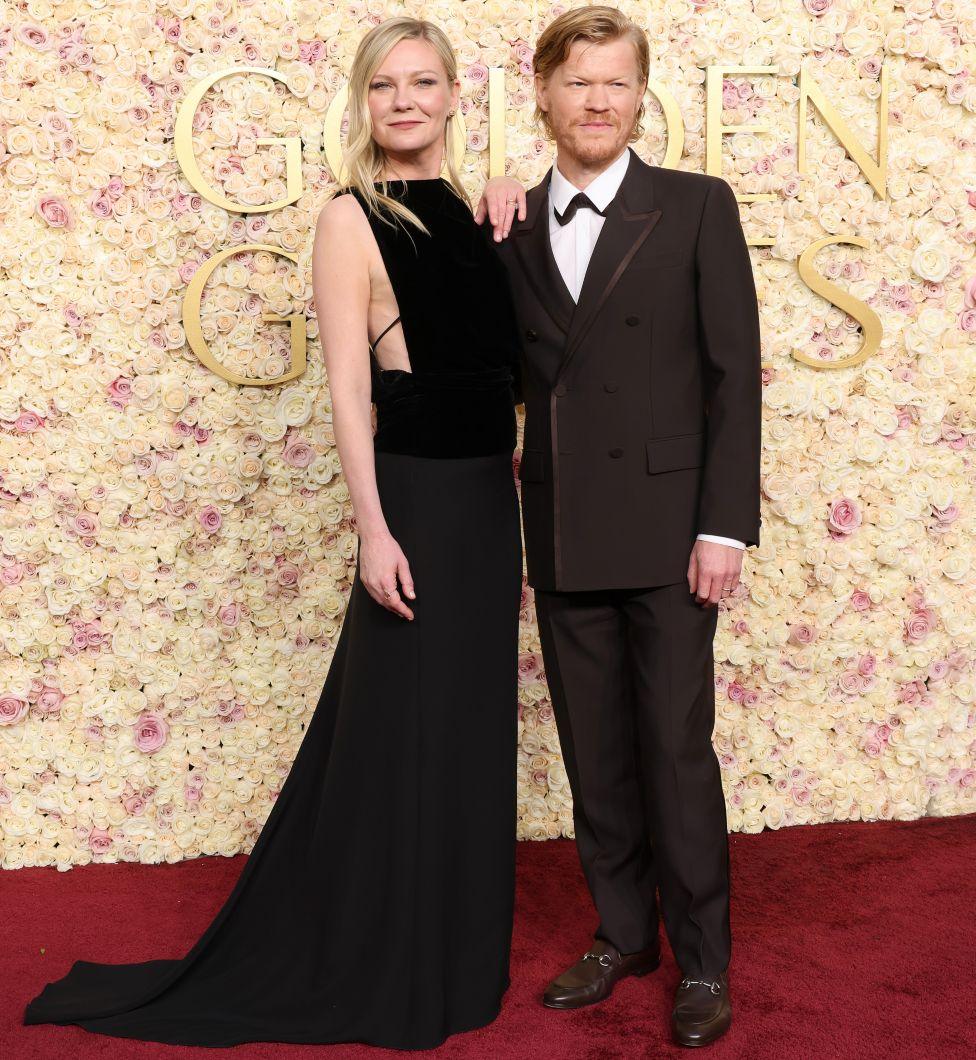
left=533, top=6, right=649, bottom=143
left=337, top=17, right=469, bottom=233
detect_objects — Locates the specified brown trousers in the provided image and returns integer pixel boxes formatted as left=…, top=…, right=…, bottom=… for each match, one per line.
left=534, top=581, right=731, bottom=976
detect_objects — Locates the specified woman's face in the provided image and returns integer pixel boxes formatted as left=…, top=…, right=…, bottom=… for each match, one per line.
left=367, top=39, right=460, bottom=164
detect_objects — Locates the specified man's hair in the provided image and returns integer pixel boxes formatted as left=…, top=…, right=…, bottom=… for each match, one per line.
left=533, top=6, right=649, bottom=142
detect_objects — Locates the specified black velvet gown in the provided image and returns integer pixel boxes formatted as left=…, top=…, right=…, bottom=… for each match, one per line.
left=23, top=177, right=524, bottom=1050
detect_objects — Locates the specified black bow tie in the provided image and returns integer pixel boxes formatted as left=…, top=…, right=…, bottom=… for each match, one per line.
left=554, top=192, right=606, bottom=226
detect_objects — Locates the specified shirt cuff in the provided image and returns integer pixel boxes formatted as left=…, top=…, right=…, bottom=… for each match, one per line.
left=696, top=533, right=746, bottom=550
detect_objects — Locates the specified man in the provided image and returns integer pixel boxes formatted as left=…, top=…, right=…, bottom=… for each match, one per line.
left=481, top=5, right=762, bottom=1048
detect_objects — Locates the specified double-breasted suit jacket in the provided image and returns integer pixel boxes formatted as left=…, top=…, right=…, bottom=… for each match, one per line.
left=493, top=147, right=763, bottom=592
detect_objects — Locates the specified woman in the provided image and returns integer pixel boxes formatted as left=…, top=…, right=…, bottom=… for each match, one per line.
left=24, top=18, right=528, bottom=1051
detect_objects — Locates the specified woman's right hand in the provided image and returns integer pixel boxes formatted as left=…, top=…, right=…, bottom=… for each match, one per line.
left=359, top=530, right=416, bottom=620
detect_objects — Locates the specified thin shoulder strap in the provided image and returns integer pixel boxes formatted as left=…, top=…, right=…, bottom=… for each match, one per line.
left=369, top=315, right=401, bottom=356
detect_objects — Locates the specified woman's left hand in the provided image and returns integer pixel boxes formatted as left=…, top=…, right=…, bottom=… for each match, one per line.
left=474, top=176, right=527, bottom=242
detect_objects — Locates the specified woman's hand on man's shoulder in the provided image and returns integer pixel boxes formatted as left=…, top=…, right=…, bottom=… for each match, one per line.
left=474, top=176, right=527, bottom=243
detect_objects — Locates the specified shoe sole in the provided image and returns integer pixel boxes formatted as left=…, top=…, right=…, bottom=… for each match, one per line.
left=542, top=954, right=662, bottom=1010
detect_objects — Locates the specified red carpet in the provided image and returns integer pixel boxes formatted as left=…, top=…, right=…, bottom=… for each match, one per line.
left=7, top=814, right=975, bottom=1059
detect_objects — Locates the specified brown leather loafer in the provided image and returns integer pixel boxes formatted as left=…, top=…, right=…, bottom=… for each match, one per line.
left=542, top=936, right=661, bottom=1010
left=671, top=971, right=732, bottom=1046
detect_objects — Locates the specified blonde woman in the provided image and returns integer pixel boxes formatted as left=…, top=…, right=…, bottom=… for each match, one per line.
left=25, top=17, right=530, bottom=1051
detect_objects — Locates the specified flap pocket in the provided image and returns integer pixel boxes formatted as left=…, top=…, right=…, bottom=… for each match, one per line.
left=519, top=448, right=546, bottom=482
left=646, top=432, right=705, bottom=474
left=632, top=251, right=689, bottom=271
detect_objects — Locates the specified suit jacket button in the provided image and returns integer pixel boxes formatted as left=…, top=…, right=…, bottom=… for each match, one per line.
left=604, top=381, right=619, bottom=393
left=625, top=315, right=640, bottom=326
left=525, top=328, right=538, bottom=341
left=554, top=383, right=567, bottom=397
left=609, top=447, right=624, bottom=458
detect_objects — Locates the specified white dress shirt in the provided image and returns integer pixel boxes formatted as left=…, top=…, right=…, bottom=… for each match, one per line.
left=547, top=149, right=746, bottom=552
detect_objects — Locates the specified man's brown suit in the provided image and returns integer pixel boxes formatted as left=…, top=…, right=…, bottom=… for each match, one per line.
left=491, top=147, right=762, bottom=977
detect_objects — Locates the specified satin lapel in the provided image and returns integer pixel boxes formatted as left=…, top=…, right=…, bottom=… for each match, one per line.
left=512, top=173, right=575, bottom=334
left=557, top=152, right=664, bottom=382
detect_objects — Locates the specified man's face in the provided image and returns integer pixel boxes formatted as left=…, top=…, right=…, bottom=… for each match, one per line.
left=536, top=37, right=645, bottom=168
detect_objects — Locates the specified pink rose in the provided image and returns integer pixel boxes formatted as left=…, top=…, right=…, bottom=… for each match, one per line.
left=178, top=259, right=200, bottom=283
left=198, top=504, right=222, bottom=533
left=133, top=712, right=168, bottom=753
left=789, top=623, right=816, bottom=646
left=932, top=503, right=958, bottom=524
left=828, top=497, right=861, bottom=536
left=275, top=562, right=300, bottom=589
left=898, top=680, right=925, bottom=705
left=71, top=512, right=98, bottom=536
left=90, top=192, right=113, bottom=218
left=857, top=653, right=877, bottom=676
left=905, top=607, right=935, bottom=642
left=0, top=695, right=29, bottom=726
left=219, top=602, right=241, bottom=627
left=0, top=563, right=25, bottom=586
left=88, top=827, right=113, bottom=854
left=14, top=411, right=43, bottom=433
left=850, top=590, right=871, bottom=611
left=123, top=793, right=147, bottom=815
left=958, top=308, right=976, bottom=332
left=838, top=670, right=861, bottom=695
left=282, top=435, right=314, bottom=468
left=37, top=194, right=74, bottom=229
left=928, top=659, right=949, bottom=682
left=466, top=62, right=488, bottom=84
left=518, top=653, right=541, bottom=685
left=803, top=0, right=832, bottom=12
left=107, top=376, right=132, bottom=407
left=36, top=686, right=64, bottom=714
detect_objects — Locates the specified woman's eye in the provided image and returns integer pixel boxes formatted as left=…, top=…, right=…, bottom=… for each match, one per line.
left=417, top=79, right=435, bottom=86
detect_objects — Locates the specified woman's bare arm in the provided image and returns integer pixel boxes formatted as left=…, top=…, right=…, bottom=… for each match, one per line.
left=311, top=195, right=415, bottom=619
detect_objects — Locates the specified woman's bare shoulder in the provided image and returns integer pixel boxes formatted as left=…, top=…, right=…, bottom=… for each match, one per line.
left=315, top=189, right=372, bottom=240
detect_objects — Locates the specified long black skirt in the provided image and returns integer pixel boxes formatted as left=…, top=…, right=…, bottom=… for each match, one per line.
left=24, top=449, right=523, bottom=1050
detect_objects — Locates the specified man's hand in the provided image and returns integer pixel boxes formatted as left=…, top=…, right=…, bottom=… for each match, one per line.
left=688, top=539, right=743, bottom=607
left=474, top=176, right=527, bottom=242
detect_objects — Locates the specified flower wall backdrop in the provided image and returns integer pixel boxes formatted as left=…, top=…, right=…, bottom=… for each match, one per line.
left=1, top=0, right=975, bottom=870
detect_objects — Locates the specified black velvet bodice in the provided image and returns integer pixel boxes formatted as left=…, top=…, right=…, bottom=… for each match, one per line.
left=345, top=178, right=521, bottom=458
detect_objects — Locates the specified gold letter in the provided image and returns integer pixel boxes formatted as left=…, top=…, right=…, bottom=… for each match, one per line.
left=798, top=64, right=889, bottom=199
left=183, top=244, right=306, bottom=385
left=175, top=67, right=302, bottom=213
left=705, top=66, right=779, bottom=247
left=646, top=79, right=685, bottom=171
left=793, top=236, right=882, bottom=370
left=489, top=67, right=506, bottom=178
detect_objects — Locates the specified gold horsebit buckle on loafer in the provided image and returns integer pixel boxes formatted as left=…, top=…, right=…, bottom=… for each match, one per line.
left=680, top=976, right=722, bottom=995
left=582, top=951, right=614, bottom=968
